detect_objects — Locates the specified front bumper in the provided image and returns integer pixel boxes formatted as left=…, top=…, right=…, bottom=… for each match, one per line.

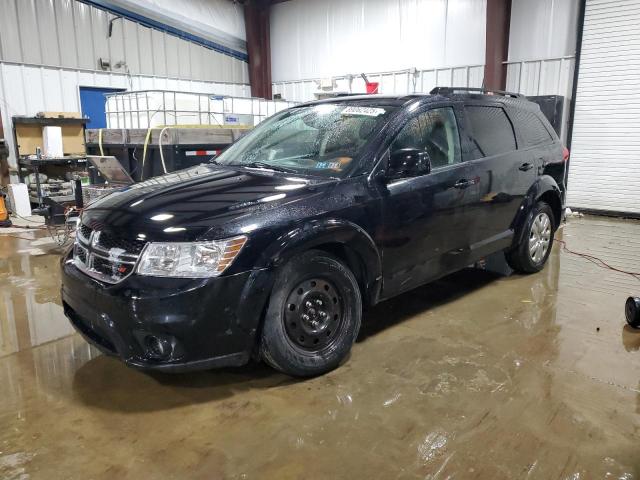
left=60, top=250, right=272, bottom=372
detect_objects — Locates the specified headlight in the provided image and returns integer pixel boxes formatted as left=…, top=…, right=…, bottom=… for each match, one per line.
left=136, top=236, right=247, bottom=278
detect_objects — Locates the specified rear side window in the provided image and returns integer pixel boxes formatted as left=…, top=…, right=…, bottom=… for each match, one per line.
left=509, top=108, right=554, bottom=148
left=465, top=106, right=516, bottom=157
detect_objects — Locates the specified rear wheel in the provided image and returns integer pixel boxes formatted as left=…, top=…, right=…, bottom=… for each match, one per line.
left=506, top=201, right=555, bottom=273
left=260, top=250, right=362, bottom=377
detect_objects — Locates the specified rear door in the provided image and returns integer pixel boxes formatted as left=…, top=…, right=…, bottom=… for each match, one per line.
left=507, top=106, right=565, bottom=198
left=462, top=103, right=534, bottom=255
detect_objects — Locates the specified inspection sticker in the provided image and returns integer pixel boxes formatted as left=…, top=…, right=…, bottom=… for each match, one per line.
left=341, top=106, right=386, bottom=117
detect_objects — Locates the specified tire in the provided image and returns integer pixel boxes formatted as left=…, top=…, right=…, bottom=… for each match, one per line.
left=626, top=297, right=640, bottom=329
left=260, top=249, right=362, bottom=377
left=506, top=201, right=555, bottom=274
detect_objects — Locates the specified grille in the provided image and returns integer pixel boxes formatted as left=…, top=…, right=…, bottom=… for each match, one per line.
left=79, top=224, right=92, bottom=241
left=92, top=256, right=135, bottom=280
left=74, top=223, right=146, bottom=283
left=74, top=244, right=88, bottom=264
left=97, top=231, right=147, bottom=255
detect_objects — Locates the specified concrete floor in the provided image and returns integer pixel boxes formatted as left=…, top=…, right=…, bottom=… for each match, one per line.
left=1, top=216, right=640, bottom=479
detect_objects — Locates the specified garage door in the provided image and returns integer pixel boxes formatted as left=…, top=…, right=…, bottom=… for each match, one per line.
left=567, top=0, right=640, bottom=215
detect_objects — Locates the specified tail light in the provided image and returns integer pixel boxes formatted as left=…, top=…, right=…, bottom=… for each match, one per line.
left=562, top=146, right=570, bottom=162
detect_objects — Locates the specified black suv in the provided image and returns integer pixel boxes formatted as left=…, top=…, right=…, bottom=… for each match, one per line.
left=61, top=87, right=567, bottom=377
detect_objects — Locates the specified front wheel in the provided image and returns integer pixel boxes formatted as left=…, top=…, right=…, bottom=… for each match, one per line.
left=506, top=201, right=555, bottom=273
left=260, top=250, right=362, bottom=377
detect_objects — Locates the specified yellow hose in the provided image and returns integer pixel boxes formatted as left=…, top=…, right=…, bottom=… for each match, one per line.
left=98, top=129, right=104, bottom=156
left=139, top=123, right=252, bottom=180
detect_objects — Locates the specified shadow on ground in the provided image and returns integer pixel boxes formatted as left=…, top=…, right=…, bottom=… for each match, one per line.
left=72, top=268, right=502, bottom=413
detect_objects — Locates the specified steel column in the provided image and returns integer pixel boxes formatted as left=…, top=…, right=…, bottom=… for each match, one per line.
left=244, top=0, right=272, bottom=99
left=484, top=0, right=512, bottom=90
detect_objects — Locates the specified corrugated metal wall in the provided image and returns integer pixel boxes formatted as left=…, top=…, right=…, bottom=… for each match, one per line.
left=0, top=63, right=250, bottom=172
left=0, top=0, right=249, bottom=83
left=0, top=0, right=251, bottom=175
left=270, top=0, right=487, bottom=82
left=273, top=65, right=485, bottom=103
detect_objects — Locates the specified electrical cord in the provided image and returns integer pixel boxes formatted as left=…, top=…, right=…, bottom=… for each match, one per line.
left=11, top=213, right=47, bottom=226
left=555, top=238, right=640, bottom=281
left=5, top=234, right=39, bottom=241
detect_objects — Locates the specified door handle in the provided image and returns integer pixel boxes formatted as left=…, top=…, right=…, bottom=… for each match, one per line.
left=454, top=179, right=472, bottom=189
left=519, top=162, right=534, bottom=171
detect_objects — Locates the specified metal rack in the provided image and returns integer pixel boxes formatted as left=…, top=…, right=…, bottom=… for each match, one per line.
left=105, top=90, right=297, bottom=129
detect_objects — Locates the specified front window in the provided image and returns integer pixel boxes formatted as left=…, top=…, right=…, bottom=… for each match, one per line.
left=215, top=104, right=397, bottom=178
left=390, top=107, right=462, bottom=170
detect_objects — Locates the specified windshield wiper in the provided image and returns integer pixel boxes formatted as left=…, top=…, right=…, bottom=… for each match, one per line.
left=243, top=161, right=297, bottom=173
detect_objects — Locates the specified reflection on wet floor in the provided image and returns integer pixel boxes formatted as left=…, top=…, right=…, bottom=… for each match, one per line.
left=1, top=216, right=640, bottom=479
left=0, top=231, right=74, bottom=358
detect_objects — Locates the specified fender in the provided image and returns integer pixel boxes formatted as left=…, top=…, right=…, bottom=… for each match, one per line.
left=511, top=175, right=562, bottom=247
left=256, top=218, right=383, bottom=303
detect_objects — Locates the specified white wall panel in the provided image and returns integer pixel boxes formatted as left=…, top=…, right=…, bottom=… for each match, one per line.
left=16, top=0, right=41, bottom=65
left=164, top=34, right=180, bottom=78
left=73, top=1, right=96, bottom=70
left=0, top=0, right=249, bottom=86
left=178, top=40, right=192, bottom=79
left=138, top=26, right=154, bottom=75
left=270, top=0, right=486, bottom=83
left=189, top=44, right=203, bottom=82
left=90, top=7, right=111, bottom=65
left=509, top=0, right=579, bottom=62
left=0, top=1, right=21, bottom=62
left=150, top=29, right=167, bottom=77
left=55, top=0, right=78, bottom=67
left=36, top=0, right=62, bottom=66
left=122, top=19, right=141, bottom=74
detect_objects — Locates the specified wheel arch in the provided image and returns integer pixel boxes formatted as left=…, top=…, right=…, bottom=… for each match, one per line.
left=512, top=175, right=563, bottom=247
left=256, top=219, right=383, bottom=307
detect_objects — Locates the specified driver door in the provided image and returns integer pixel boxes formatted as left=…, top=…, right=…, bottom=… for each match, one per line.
left=379, top=106, right=480, bottom=298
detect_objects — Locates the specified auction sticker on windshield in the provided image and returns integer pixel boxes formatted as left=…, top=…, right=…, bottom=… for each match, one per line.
left=341, top=106, right=386, bottom=117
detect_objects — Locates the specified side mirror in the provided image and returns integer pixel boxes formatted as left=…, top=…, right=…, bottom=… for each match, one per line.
left=387, top=148, right=431, bottom=179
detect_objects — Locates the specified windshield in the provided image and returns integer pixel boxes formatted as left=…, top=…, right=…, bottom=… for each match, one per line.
left=214, top=103, right=397, bottom=178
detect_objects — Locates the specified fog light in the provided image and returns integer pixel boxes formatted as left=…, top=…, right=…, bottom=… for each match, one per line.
left=626, top=297, right=640, bottom=329
left=143, top=335, right=172, bottom=359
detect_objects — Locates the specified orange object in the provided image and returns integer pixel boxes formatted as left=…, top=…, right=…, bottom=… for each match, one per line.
left=0, top=193, right=11, bottom=227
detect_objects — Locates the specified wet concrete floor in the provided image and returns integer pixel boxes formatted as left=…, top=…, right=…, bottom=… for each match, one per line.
left=1, top=216, right=640, bottom=479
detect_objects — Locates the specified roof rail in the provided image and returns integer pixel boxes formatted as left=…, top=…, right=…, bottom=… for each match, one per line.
left=430, top=87, right=524, bottom=99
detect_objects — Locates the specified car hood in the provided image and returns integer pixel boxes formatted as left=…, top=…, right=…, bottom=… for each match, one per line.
left=81, top=165, right=336, bottom=241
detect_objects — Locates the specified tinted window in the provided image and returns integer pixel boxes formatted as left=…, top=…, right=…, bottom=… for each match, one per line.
left=465, top=106, right=516, bottom=157
left=391, top=107, right=461, bottom=169
left=510, top=108, right=554, bottom=148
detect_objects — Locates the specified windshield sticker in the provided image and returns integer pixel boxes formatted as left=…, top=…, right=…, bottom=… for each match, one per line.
left=341, top=106, right=386, bottom=117
left=314, top=157, right=353, bottom=171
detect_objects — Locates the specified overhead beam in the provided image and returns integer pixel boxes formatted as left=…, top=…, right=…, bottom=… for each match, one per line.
left=484, top=0, right=512, bottom=90
left=244, top=0, right=272, bottom=99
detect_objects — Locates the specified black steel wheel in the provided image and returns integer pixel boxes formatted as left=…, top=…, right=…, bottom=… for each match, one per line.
left=284, top=278, right=344, bottom=351
left=260, top=250, right=362, bottom=377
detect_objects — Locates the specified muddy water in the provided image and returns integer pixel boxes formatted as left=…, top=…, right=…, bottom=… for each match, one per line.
left=1, top=217, right=639, bottom=479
